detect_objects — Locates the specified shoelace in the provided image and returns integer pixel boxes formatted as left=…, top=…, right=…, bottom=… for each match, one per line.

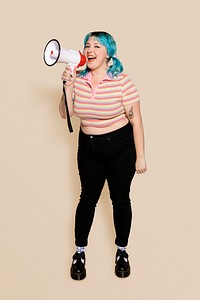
left=73, top=253, right=85, bottom=265
left=117, top=250, right=128, bottom=262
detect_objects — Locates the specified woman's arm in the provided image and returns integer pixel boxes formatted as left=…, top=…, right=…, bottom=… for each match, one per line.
left=124, top=101, right=147, bottom=174
left=59, top=67, right=76, bottom=118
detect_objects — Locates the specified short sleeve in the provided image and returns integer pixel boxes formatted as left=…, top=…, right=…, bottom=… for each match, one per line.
left=121, top=74, right=140, bottom=106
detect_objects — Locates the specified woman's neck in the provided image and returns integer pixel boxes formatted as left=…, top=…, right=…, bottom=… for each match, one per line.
left=90, top=68, right=108, bottom=81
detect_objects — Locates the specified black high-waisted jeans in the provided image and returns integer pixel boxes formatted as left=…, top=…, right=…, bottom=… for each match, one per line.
left=75, top=122, right=136, bottom=247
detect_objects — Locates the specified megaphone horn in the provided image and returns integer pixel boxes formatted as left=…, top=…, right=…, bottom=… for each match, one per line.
left=43, top=39, right=86, bottom=69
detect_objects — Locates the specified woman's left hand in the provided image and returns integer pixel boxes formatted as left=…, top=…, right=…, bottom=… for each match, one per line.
left=135, top=157, right=147, bottom=174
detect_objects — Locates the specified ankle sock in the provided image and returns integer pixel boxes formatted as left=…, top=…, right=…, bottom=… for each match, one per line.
left=117, top=246, right=126, bottom=252
left=76, top=246, right=85, bottom=254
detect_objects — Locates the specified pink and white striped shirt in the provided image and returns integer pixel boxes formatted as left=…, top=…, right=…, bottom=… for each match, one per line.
left=73, top=72, right=140, bottom=129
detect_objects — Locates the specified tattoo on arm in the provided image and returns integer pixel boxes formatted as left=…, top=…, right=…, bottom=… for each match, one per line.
left=128, top=106, right=134, bottom=119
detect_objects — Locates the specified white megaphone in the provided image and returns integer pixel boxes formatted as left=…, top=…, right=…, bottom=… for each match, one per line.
left=43, top=39, right=86, bottom=72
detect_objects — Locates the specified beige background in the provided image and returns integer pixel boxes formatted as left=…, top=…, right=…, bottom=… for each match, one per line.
left=1, top=0, right=199, bottom=299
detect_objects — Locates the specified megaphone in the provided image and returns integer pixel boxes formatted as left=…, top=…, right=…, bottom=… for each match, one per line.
left=43, top=39, right=85, bottom=133
left=43, top=39, right=86, bottom=72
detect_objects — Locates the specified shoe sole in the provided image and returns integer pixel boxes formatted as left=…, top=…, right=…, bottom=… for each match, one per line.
left=70, top=270, right=86, bottom=280
left=115, top=268, right=130, bottom=278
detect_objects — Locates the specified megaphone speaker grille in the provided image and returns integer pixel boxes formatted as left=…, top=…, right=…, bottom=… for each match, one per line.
left=43, top=39, right=61, bottom=66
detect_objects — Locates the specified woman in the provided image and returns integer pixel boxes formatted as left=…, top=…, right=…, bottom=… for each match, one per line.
left=59, top=31, right=147, bottom=280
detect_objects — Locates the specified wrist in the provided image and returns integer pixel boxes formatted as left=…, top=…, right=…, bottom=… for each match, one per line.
left=136, top=154, right=146, bottom=160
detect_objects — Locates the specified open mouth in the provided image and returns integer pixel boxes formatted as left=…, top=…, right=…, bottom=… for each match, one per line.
left=87, top=56, right=96, bottom=62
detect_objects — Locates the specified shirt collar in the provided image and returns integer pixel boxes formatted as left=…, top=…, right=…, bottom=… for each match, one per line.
left=82, top=71, right=112, bottom=82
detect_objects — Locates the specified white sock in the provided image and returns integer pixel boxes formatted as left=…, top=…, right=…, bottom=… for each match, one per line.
left=76, top=246, right=85, bottom=254
left=117, top=246, right=126, bottom=252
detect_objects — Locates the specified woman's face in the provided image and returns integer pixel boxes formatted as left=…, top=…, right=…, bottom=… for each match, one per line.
left=83, top=36, right=109, bottom=72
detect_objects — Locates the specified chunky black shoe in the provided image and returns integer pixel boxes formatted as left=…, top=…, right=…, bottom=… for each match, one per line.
left=115, top=249, right=130, bottom=278
left=70, top=252, right=86, bottom=280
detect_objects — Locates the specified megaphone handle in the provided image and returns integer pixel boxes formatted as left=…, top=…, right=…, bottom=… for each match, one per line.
left=67, top=64, right=75, bottom=75
left=62, top=83, right=73, bottom=133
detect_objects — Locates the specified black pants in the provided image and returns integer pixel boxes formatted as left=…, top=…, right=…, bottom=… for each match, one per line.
left=75, top=122, right=136, bottom=247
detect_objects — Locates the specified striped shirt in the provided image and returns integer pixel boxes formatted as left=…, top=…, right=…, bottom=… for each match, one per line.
left=73, top=72, right=140, bottom=128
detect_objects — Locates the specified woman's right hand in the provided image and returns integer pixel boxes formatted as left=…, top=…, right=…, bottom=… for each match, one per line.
left=61, top=66, right=77, bottom=87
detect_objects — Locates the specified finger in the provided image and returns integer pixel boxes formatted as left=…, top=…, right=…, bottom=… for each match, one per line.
left=62, top=74, right=71, bottom=83
left=65, top=66, right=72, bottom=72
left=137, top=168, right=147, bottom=174
left=136, top=169, right=143, bottom=174
left=63, top=69, right=72, bottom=78
left=62, top=77, right=69, bottom=83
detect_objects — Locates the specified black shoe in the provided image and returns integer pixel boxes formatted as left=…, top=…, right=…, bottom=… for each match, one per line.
left=115, top=249, right=130, bottom=278
left=70, top=252, right=86, bottom=280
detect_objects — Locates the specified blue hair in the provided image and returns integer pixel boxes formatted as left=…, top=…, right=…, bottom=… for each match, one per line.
left=79, top=31, right=123, bottom=78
